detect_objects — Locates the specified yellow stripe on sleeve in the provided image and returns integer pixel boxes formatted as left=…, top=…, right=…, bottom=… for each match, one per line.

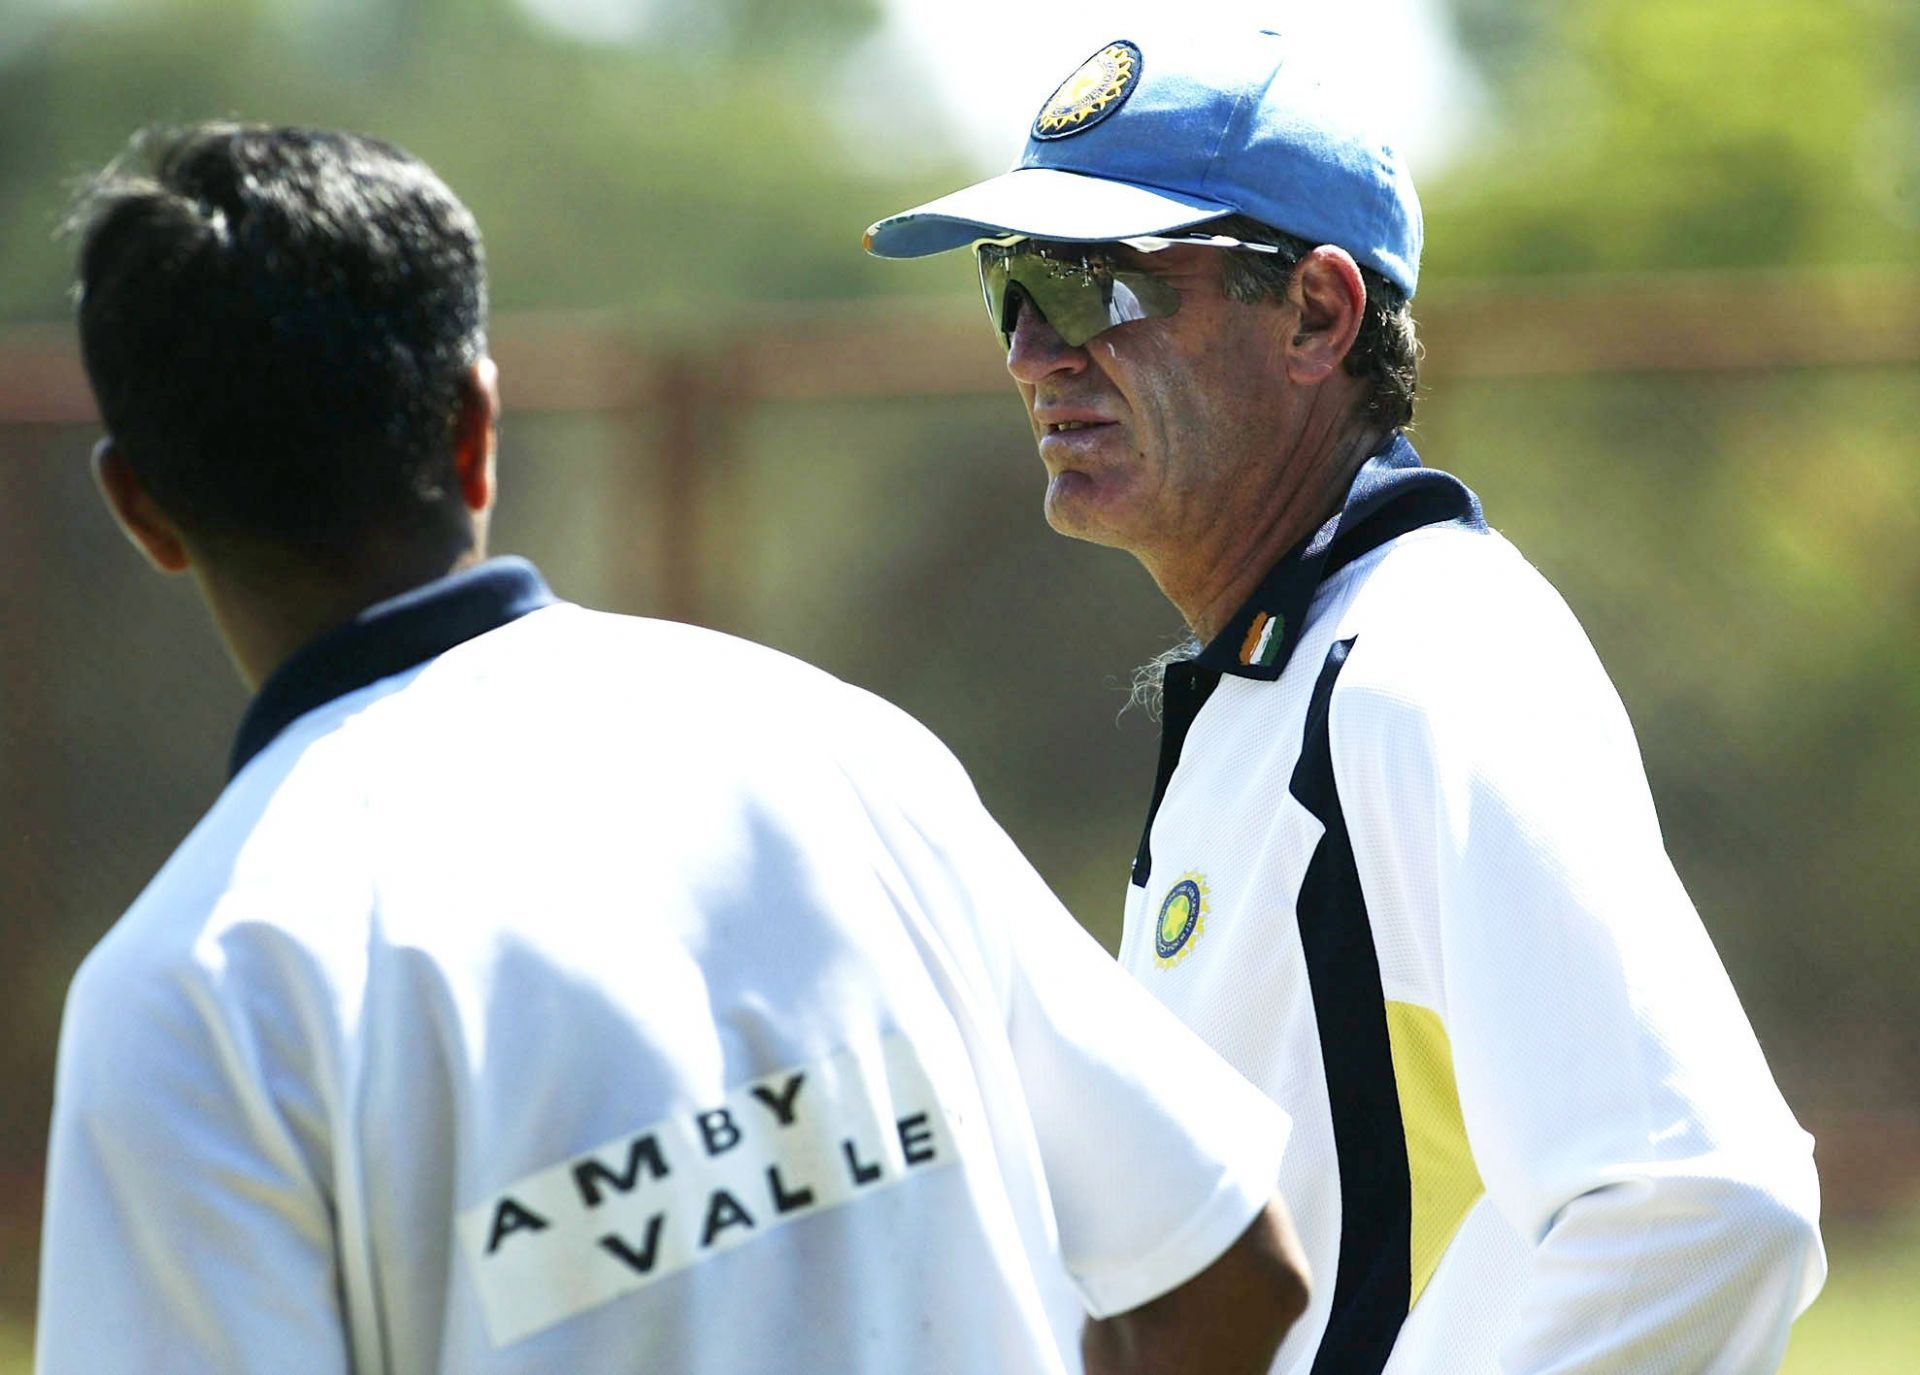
left=1384, top=1000, right=1486, bottom=1308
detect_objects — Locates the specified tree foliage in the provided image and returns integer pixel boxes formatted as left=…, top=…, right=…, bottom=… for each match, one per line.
left=1431, top=0, right=1920, bottom=277
left=0, top=0, right=960, bottom=321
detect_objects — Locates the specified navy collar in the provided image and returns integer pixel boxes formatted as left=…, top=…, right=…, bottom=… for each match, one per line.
left=1192, top=435, right=1485, bottom=682
left=229, top=556, right=558, bottom=779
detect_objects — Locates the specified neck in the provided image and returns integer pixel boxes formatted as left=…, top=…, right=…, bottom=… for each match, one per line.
left=193, top=535, right=484, bottom=692
left=1156, top=421, right=1386, bottom=645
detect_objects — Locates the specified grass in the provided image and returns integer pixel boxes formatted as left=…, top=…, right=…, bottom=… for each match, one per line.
left=0, top=1212, right=1913, bottom=1370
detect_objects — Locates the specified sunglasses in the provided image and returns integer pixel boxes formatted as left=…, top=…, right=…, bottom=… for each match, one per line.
left=975, top=233, right=1291, bottom=349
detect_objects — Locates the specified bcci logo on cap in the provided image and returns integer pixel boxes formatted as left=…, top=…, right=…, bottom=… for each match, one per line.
left=1032, top=41, right=1142, bottom=140
left=1154, top=871, right=1209, bottom=969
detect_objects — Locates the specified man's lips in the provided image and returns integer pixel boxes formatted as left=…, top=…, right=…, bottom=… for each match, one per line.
left=1034, top=407, right=1117, bottom=435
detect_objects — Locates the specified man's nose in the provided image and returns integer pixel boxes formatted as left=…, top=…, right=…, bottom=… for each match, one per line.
left=1005, top=291, right=1088, bottom=384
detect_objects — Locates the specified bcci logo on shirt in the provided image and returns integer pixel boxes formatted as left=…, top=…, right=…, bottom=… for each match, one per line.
left=1154, top=872, right=1209, bottom=969
left=1032, top=41, right=1142, bottom=140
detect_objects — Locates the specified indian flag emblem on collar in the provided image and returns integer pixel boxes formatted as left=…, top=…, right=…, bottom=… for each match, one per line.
left=1240, top=611, right=1285, bottom=668
left=1033, top=41, right=1142, bottom=140
left=1153, top=872, right=1209, bottom=969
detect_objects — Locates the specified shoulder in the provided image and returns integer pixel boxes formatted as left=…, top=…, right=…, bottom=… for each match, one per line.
left=235, top=601, right=954, bottom=780
left=1308, top=524, right=1648, bottom=786
left=66, top=752, right=374, bottom=1061
left=1324, top=525, right=1619, bottom=708
left=139, top=605, right=984, bottom=953
left=369, top=602, right=961, bottom=755
left=73, top=652, right=427, bottom=1056
left=56, top=806, right=341, bottom=1142
left=502, top=606, right=983, bottom=800
left=1336, top=524, right=1587, bottom=654
left=237, top=603, right=991, bottom=891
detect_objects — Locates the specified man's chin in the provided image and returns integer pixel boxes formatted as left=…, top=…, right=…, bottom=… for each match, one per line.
left=1042, top=474, right=1133, bottom=549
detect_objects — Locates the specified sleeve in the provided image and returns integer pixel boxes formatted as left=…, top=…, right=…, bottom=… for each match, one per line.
left=35, top=933, right=350, bottom=1375
left=990, top=825, right=1292, bottom=1317
left=832, top=685, right=1291, bottom=1320
left=1332, top=572, right=1826, bottom=1373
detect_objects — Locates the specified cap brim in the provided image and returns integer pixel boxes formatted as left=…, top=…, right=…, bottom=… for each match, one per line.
left=863, top=166, right=1233, bottom=259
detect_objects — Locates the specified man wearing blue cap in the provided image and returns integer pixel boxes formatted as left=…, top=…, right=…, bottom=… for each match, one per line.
left=867, top=23, right=1826, bottom=1374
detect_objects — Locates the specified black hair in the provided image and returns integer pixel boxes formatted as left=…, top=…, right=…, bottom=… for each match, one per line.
left=1207, top=213, right=1420, bottom=433
left=68, top=123, right=488, bottom=566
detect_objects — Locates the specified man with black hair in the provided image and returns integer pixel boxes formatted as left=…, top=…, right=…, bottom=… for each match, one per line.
left=38, top=122, right=1310, bottom=1374
left=865, top=21, right=1826, bottom=1374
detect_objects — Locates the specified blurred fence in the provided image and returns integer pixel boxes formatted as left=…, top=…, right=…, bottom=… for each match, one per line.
left=2, top=270, right=1918, bottom=1306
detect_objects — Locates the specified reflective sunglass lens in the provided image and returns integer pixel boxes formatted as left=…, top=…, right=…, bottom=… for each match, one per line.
left=976, top=245, right=1182, bottom=349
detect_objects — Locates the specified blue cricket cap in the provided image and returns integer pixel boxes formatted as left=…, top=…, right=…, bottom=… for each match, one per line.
left=863, top=24, right=1423, bottom=297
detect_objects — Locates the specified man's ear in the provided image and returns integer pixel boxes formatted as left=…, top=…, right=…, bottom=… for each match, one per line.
left=1284, top=246, right=1367, bottom=387
left=92, top=438, right=190, bottom=573
left=452, top=357, right=499, bottom=516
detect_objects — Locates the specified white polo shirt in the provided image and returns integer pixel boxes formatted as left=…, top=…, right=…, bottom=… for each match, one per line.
left=38, top=558, right=1289, bottom=1375
left=1119, top=442, right=1825, bottom=1374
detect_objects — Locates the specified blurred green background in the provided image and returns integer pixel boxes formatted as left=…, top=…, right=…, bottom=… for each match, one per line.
left=1, top=0, right=1915, bottom=1367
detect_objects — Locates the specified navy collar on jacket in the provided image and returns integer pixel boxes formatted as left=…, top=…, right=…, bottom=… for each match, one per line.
left=1191, top=435, right=1486, bottom=683
left=228, top=556, right=557, bottom=779
left=1129, top=437, right=1484, bottom=889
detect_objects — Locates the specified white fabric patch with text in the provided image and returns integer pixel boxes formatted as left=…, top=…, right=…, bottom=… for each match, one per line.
left=457, top=1033, right=958, bottom=1346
